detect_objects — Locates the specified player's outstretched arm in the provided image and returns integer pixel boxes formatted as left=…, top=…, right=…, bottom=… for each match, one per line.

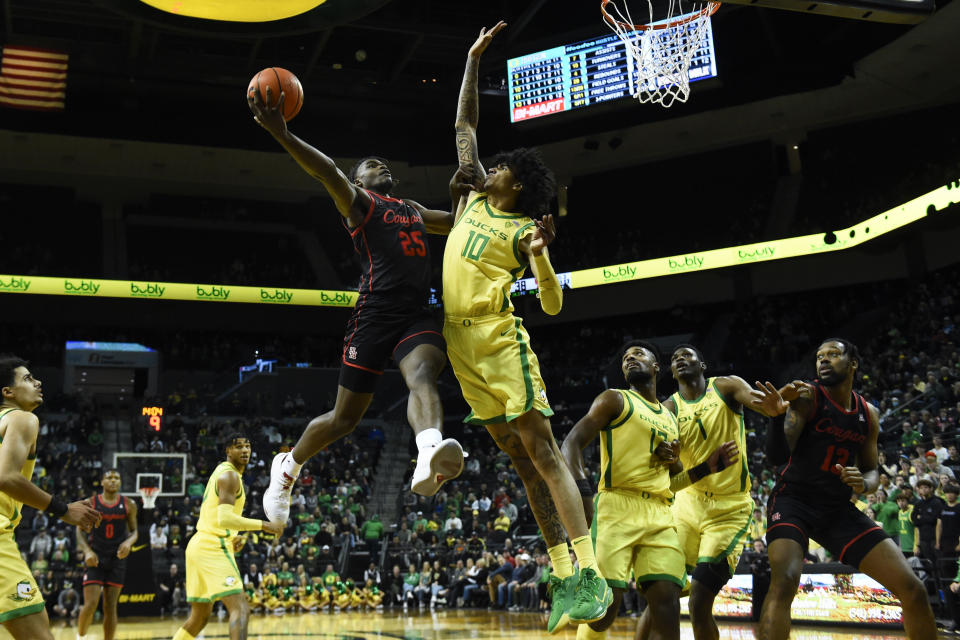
left=753, top=381, right=810, bottom=465
left=216, top=470, right=283, bottom=535
left=519, top=215, right=562, bottom=315
left=0, top=412, right=99, bottom=530
left=560, top=389, right=623, bottom=523
left=837, top=403, right=881, bottom=495
left=248, top=86, right=369, bottom=221
left=116, top=497, right=138, bottom=559
left=455, top=22, right=506, bottom=175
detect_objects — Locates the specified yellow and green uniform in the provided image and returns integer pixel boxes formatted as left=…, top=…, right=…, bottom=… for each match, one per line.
left=898, top=505, right=916, bottom=553
left=592, top=389, right=686, bottom=589
left=0, top=408, right=43, bottom=623
left=670, top=378, right=754, bottom=576
left=185, top=461, right=245, bottom=603
left=364, top=585, right=383, bottom=607
left=442, top=194, right=552, bottom=425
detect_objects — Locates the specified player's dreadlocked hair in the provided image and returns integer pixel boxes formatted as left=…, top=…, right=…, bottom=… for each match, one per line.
left=347, top=156, right=390, bottom=183
left=492, top=147, right=556, bottom=217
left=0, top=354, right=28, bottom=389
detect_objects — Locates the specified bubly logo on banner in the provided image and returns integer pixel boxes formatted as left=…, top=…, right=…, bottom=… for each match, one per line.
left=64, top=279, right=100, bottom=295
left=667, top=255, right=704, bottom=272
left=320, top=291, right=354, bottom=306
left=130, top=282, right=166, bottom=298
left=601, top=265, right=637, bottom=281
left=0, top=277, right=30, bottom=292
left=196, top=286, right=230, bottom=300
left=260, top=288, right=294, bottom=303
left=737, top=246, right=776, bottom=262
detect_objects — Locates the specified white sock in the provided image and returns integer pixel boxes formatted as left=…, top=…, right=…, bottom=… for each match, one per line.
left=281, top=452, right=302, bottom=478
left=415, top=428, right=442, bottom=452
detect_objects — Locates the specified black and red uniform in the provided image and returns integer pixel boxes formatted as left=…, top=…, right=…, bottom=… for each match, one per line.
left=82, top=494, right=130, bottom=588
left=339, top=189, right=445, bottom=392
left=766, top=381, right=887, bottom=568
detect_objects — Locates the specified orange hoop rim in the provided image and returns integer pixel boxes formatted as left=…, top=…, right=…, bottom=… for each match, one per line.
left=600, top=0, right=721, bottom=31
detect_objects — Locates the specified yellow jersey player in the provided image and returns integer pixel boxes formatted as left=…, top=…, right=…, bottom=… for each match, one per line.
left=0, top=355, right=99, bottom=640
left=172, top=434, right=284, bottom=640
left=417, top=22, right=611, bottom=633
left=562, top=342, right=737, bottom=640
left=635, top=345, right=793, bottom=640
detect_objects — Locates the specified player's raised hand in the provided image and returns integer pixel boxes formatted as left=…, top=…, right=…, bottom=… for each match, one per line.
left=63, top=500, right=101, bottom=532
left=708, top=440, right=739, bottom=473
left=836, top=465, right=866, bottom=493
left=248, top=84, right=288, bottom=139
left=262, top=520, right=285, bottom=537
left=529, top=214, right=557, bottom=256
left=468, top=21, right=507, bottom=59
left=450, top=165, right=482, bottom=197
left=750, top=381, right=789, bottom=416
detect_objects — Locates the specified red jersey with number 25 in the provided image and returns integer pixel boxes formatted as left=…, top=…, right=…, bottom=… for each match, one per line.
left=90, top=494, right=129, bottom=553
left=774, top=381, right=871, bottom=509
left=343, top=190, right=431, bottom=306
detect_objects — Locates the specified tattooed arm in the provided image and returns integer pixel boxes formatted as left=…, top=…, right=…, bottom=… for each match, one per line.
left=454, top=21, right=506, bottom=222
left=560, top=390, right=623, bottom=524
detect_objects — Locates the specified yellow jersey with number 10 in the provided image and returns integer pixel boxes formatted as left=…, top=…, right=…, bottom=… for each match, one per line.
left=196, top=461, right=246, bottom=538
left=672, top=377, right=751, bottom=497
left=599, top=389, right=680, bottom=500
left=442, top=194, right=536, bottom=318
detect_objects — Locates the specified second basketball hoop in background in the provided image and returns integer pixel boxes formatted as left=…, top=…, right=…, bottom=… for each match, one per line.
left=601, top=0, right=720, bottom=107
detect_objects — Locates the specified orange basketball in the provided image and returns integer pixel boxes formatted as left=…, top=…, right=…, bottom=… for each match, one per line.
left=248, top=67, right=303, bottom=122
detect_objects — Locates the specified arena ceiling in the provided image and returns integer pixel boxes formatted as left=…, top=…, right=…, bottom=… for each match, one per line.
left=1, top=0, right=957, bottom=162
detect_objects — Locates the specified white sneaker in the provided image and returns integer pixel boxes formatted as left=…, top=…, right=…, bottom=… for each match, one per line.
left=411, top=438, right=464, bottom=496
left=262, top=452, right=296, bottom=523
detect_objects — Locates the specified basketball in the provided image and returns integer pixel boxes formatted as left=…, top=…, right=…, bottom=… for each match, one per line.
left=248, top=67, right=303, bottom=122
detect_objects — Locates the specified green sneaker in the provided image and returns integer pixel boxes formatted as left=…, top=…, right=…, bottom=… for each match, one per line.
left=546, top=572, right=576, bottom=634
left=567, top=568, right=613, bottom=623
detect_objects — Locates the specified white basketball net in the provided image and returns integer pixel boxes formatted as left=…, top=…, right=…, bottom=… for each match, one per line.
left=602, top=0, right=720, bottom=108
left=139, top=487, right=159, bottom=509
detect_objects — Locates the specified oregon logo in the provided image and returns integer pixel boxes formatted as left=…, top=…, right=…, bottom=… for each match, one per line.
left=667, top=255, right=704, bottom=272
left=225, top=576, right=237, bottom=587
left=0, top=277, right=31, bottom=292
left=320, top=291, right=354, bottom=306
left=64, top=279, right=101, bottom=295
left=601, top=265, right=637, bottom=281
left=9, top=580, right=35, bottom=602
left=130, top=282, right=166, bottom=298
left=260, top=288, right=294, bottom=303
left=737, top=246, right=776, bottom=262
left=196, top=286, right=230, bottom=300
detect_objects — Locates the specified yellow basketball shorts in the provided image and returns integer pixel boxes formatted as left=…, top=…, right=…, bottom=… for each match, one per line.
left=592, top=490, right=686, bottom=590
left=443, top=313, right=552, bottom=425
left=673, top=490, right=754, bottom=575
left=185, top=532, right=243, bottom=603
left=0, top=531, right=44, bottom=623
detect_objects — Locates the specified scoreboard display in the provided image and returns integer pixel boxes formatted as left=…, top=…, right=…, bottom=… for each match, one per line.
left=507, top=15, right=717, bottom=122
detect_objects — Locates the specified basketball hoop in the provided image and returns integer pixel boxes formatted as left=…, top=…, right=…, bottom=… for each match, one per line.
left=601, top=0, right=720, bottom=107
left=139, top=487, right=160, bottom=510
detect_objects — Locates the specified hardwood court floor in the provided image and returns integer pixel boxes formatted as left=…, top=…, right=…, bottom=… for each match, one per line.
left=5, top=610, right=909, bottom=639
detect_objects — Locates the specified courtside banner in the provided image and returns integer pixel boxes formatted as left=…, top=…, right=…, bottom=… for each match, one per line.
left=0, top=276, right=358, bottom=307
